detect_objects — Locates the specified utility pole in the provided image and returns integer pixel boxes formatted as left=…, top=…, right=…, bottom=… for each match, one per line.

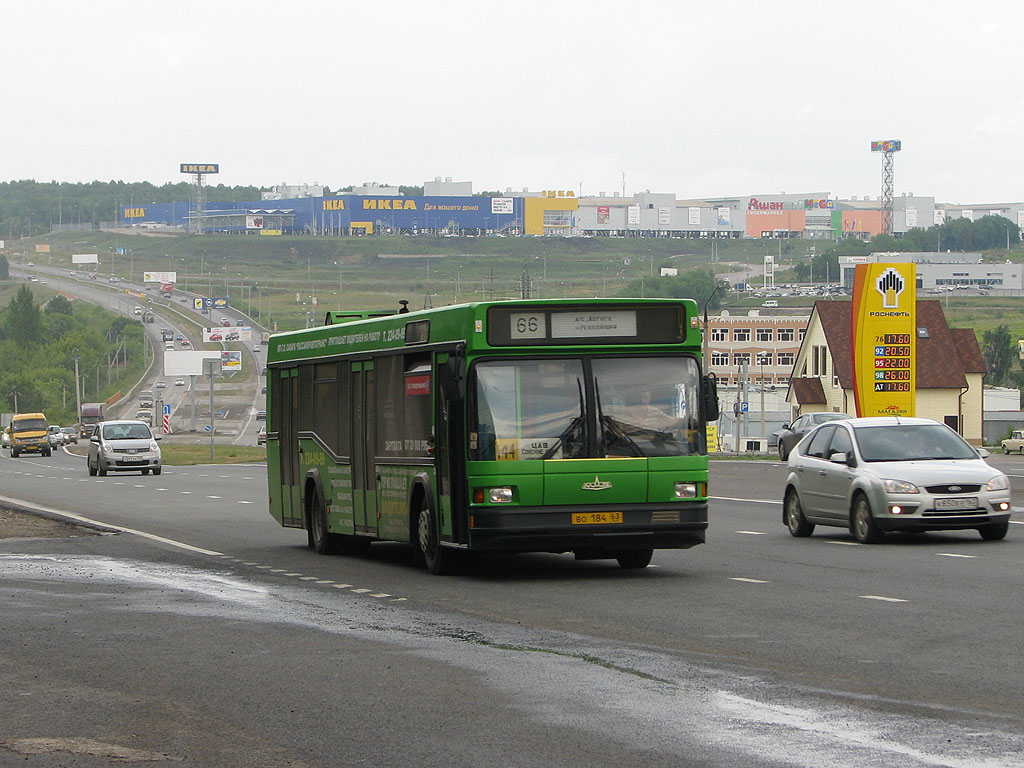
left=73, top=354, right=81, bottom=424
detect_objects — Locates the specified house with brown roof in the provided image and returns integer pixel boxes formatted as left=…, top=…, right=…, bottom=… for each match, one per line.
left=786, top=300, right=987, bottom=444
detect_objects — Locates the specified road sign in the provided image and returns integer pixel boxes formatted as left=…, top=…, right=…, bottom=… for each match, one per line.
left=741, top=402, right=749, bottom=412
left=163, top=404, right=171, bottom=415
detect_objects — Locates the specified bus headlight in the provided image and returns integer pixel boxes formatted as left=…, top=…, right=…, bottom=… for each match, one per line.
left=488, top=487, right=514, bottom=504
left=674, top=482, right=697, bottom=499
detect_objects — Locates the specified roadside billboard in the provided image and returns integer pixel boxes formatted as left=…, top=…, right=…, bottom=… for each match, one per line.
left=192, top=297, right=229, bottom=310
left=851, top=263, right=916, bottom=417
left=203, top=327, right=251, bottom=343
left=220, top=351, right=241, bottom=372
left=72, top=253, right=99, bottom=264
left=163, top=351, right=221, bottom=377
left=143, top=271, right=176, bottom=283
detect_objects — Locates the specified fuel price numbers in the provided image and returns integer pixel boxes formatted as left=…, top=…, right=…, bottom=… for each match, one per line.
left=874, top=333, right=912, bottom=391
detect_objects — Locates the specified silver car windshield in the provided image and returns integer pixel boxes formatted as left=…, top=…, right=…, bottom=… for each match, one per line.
left=854, top=424, right=978, bottom=462
left=102, top=424, right=152, bottom=440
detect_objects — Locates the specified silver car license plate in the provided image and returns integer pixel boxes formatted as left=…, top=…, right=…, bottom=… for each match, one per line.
left=935, top=497, right=977, bottom=510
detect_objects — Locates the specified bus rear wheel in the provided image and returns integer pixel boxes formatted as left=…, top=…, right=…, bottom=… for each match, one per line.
left=416, top=497, right=450, bottom=575
left=616, top=549, right=653, bottom=569
left=309, top=490, right=339, bottom=555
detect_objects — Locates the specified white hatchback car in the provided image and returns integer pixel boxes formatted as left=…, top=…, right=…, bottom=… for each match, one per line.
left=783, top=417, right=1011, bottom=543
left=87, top=420, right=162, bottom=476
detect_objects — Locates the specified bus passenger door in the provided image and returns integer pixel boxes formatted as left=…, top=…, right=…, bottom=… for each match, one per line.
left=351, top=362, right=378, bottom=535
left=278, top=368, right=302, bottom=526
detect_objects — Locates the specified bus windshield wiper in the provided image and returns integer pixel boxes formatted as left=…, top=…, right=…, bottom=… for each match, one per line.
left=541, top=378, right=585, bottom=459
left=595, top=378, right=644, bottom=457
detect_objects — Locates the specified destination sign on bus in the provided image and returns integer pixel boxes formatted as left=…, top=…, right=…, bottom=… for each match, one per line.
left=489, top=305, right=688, bottom=346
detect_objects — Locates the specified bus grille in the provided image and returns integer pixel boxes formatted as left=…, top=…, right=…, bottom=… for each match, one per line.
left=651, top=511, right=680, bottom=523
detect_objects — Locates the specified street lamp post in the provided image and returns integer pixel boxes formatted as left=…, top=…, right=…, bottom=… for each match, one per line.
left=702, top=281, right=727, bottom=374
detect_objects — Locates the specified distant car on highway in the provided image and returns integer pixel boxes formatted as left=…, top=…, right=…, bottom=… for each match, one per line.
left=252, top=345, right=260, bottom=353
left=257, top=425, right=266, bottom=445
left=774, top=412, right=850, bottom=460
left=87, top=420, right=162, bottom=476
left=61, top=427, right=78, bottom=445
left=174, top=378, right=185, bottom=386
left=255, top=410, right=266, bottom=421
left=2, top=427, right=10, bottom=448
left=48, top=425, right=67, bottom=448
left=155, top=380, right=166, bottom=389
left=221, top=319, right=231, bottom=327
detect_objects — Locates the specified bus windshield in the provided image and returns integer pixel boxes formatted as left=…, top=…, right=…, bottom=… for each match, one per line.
left=471, top=356, right=703, bottom=460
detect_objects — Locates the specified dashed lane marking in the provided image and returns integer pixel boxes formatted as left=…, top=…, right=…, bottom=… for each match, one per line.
left=730, top=577, right=768, bottom=584
left=735, top=530, right=766, bottom=535
left=828, top=541, right=861, bottom=546
left=860, top=595, right=908, bottom=603
left=936, top=553, right=977, bottom=559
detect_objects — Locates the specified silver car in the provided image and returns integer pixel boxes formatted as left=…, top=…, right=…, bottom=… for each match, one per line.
left=783, top=417, right=1011, bottom=543
left=774, top=412, right=850, bottom=460
left=87, top=420, right=162, bottom=476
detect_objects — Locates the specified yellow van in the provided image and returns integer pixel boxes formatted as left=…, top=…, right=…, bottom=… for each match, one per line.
left=10, top=413, right=51, bottom=457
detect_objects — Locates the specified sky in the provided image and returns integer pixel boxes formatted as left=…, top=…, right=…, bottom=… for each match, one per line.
left=4, top=0, right=1024, bottom=204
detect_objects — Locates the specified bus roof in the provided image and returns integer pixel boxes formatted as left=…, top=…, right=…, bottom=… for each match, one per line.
left=268, top=298, right=701, bottom=366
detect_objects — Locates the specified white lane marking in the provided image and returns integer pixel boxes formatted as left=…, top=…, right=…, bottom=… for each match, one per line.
left=315, top=580, right=334, bottom=585
left=156, top=488, right=168, bottom=491
left=371, top=593, right=391, bottom=598
left=1010, top=520, right=1024, bottom=526
left=730, top=577, right=768, bottom=584
left=299, top=576, right=319, bottom=581
left=936, top=553, right=977, bottom=559
left=133, top=484, right=146, bottom=488
left=828, top=541, right=860, bottom=546
left=350, top=588, right=372, bottom=593
left=735, top=530, right=766, bottom=535
left=207, top=495, right=222, bottom=499
left=180, top=491, right=192, bottom=494
left=238, top=500, right=254, bottom=504
left=283, top=572, right=302, bottom=576
left=0, top=493, right=222, bottom=556
left=713, top=496, right=783, bottom=505
left=332, top=584, right=353, bottom=589
left=860, top=595, right=908, bottom=603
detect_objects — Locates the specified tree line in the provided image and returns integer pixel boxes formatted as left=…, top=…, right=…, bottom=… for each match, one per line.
left=792, top=215, right=1021, bottom=283
left=0, top=179, right=265, bottom=238
left=0, top=283, right=146, bottom=426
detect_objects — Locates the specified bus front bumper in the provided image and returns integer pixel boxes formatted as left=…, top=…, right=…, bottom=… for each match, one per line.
left=465, top=502, right=708, bottom=553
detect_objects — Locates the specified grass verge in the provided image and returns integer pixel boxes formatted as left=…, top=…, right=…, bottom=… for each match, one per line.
left=159, top=444, right=266, bottom=465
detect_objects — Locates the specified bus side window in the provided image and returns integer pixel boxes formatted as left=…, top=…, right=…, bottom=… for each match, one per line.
left=404, top=358, right=432, bottom=457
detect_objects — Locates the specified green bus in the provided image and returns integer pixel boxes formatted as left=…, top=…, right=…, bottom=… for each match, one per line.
left=265, top=299, right=719, bottom=573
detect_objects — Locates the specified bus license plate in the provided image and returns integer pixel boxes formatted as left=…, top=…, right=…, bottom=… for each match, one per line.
left=572, top=512, right=623, bottom=525
left=934, top=497, right=977, bottom=511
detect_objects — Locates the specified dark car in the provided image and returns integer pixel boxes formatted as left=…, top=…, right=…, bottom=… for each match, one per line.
left=61, top=426, right=79, bottom=445
left=774, top=412, right=850, bottom=460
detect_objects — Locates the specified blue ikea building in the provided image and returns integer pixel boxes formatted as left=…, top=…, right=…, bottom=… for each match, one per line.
left=123, top=194, right=525, bottom=236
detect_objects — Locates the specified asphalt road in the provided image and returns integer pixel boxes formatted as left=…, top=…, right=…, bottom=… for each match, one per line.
left=1, top=449, right=1022, bottom=767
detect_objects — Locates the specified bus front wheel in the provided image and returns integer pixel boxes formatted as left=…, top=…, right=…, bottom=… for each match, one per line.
left=616, top=549, right=653, bottom=570
left=416, top=497, right=450, bottom=575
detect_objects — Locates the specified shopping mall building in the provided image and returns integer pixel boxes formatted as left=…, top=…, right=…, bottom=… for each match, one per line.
left=120, top=178, right=1024, bottom=240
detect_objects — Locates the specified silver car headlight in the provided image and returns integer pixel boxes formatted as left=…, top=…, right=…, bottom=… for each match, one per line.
left=986, top=474, right=1010, bottom=491
left=149, top=441, right=159, bottom=452
left=882, top=478, right=919, bottom=494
